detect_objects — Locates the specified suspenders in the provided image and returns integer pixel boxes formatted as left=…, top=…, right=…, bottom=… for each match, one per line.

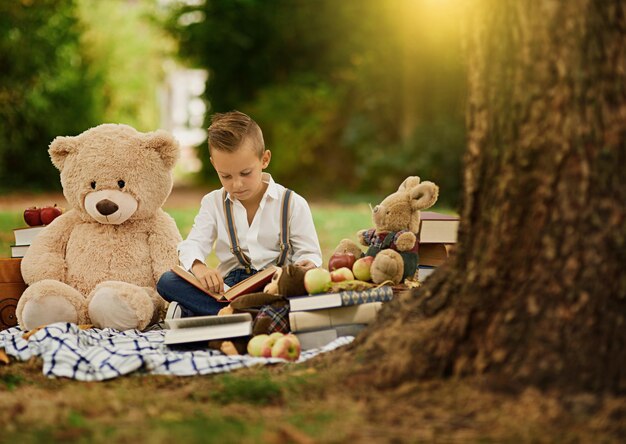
left=223, top=189, right=293, bottom=273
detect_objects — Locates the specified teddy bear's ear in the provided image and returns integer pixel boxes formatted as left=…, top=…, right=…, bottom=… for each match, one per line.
left=410, top=181, right=439, bottom=211
left=49, top=136, right=78, bottom=171
left=143, top=130, right=180, bottom=170
left=398, top=176, right=421, bottom=191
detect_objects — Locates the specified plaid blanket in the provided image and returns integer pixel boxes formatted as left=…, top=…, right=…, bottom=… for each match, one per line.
left=0, top=323, right=353, bottom=381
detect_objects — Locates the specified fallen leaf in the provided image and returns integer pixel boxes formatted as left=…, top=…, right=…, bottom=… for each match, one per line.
left=0, top=348, right=10, bottom=364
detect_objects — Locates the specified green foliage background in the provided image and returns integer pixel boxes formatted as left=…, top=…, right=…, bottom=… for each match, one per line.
left=167, top=0, right=466, bottom=207
left=0, top=0, right=172, bottom=192
left=1, top=0, right=465, bottom=208
left=0, top=0, right=97, bottom=192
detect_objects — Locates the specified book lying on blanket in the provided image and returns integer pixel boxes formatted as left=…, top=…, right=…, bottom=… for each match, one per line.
left=288, top=286, right=393, bottom=312
left=164, top=313, right=253, bottom=345
left=296, top=324, right=367, bottom=350
left=171, top=264, right=277, bottom=302
left=288, top=302, right=383, bottom=333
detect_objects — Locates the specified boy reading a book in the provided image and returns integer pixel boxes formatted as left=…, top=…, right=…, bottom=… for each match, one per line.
left=157, top=111, right=322, bottom=317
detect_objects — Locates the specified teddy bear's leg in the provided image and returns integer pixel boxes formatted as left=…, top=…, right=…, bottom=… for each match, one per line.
left=16, top=280, right=89, bottom=331
left=371, top=250, right=404, bottom=285
left=87, top=281, right=165, bottom=331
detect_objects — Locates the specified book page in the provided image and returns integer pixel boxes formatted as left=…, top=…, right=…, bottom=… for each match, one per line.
left=165, top=313, right=252, bottom=330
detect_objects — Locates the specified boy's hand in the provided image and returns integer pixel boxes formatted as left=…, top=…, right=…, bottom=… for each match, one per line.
left=191, top=261, right=224, bottom=296
left=294, top=259, right=316, bottom=271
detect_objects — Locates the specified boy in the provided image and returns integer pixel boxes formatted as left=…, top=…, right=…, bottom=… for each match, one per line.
left=157, top=111, right=322, bottom=317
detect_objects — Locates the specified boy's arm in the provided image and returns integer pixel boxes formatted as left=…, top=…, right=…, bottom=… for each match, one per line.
left=177, top=193, right=218, bottom=271
left=287, top=194, right=323, bottom=267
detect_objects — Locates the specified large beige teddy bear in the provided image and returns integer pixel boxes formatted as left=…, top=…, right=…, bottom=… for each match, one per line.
left=334, top=176, right=438, bottom=284
left=17, top=124, right=183, bottom=331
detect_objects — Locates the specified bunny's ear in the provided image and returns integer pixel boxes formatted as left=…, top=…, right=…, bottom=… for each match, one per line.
left=143, top=130, right=180, bottom=170
left=410, top=181, right=439, bottom=211
left=49, top=136, right=78, bottom=171
left=398, top=176, right=421, bottom=191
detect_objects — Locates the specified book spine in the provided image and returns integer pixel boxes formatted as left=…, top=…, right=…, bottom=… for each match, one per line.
left=339, top=286, right=393, bottom=306
left=289, top=302, right=382, bottom=332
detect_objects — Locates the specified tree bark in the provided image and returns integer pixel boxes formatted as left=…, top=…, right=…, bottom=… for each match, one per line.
left=343, top=0, right=626, bottom=393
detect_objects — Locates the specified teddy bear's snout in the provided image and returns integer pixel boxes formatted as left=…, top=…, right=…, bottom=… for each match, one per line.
left=96, top=199, right=119, bottom=216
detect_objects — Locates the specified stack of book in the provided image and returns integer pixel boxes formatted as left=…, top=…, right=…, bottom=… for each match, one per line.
left=10, top=225, right=45, bottom=258
left=0, top=258, right=27, bottom=330
left=417, top=211, right=459, bottom=281
left=164, top=313, right=253, bottom=346
left=287, top=286, right=394, bottom=350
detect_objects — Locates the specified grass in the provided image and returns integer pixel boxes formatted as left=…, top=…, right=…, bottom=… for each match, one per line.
left=1, top=203, right=374, bottom=264
left=1, top=200, right=623, bottom=442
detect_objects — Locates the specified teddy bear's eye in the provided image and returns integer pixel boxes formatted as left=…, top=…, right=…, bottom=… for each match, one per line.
left=117, top=180, right=125, bottom=189
left=90, top=181, right=96, bottom=189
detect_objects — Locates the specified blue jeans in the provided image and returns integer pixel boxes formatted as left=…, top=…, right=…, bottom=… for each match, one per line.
left=157, top=268, right=258, bottom=317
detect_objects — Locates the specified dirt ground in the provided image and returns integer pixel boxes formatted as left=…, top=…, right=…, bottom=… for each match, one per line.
left=1, top=351, right=624, bottom=443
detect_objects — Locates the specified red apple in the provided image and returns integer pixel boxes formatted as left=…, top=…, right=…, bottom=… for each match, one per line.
left=328, top=252, right=356, bottom=271
left=352, top=256, right=375, bottom=281
left=23, top=207, right=42, bottom=226
left=330, top=267, right=354, bottom=282
left=271, top=334, right=301, bottom=361
left=304, top=268, right=332, bottom=294
left=40, top=204, right=62, bottom=225
left=261, top=332, right=284, bottom=357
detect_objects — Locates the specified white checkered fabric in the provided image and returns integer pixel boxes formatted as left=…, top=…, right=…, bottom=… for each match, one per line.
left=0, top=323, right=354, bottom=381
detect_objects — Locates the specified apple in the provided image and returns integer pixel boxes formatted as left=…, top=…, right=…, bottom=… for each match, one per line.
left=40, top=204, right=63, bottom=225
left=304, top=268, right=332, bottom=294
left=328, top=252, right=356, bottom=271
left=330, top=267, right=354, bottom=282
left=247, top=334, right=269, bottom=357
left=271, top=334, right=301, bottom=361
left=260, top=332, right=284, bottom=357
left=23, top=207, right=42, bottom=226
left=352, top=256, right=374, bottom=281
left=247, top=332, right=286, bottom=357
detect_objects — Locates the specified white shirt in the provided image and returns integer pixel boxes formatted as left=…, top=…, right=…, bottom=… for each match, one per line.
left=178, top=173, right=322, bottom=276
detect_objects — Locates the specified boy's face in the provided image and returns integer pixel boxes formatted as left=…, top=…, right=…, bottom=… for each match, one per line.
left=210, top=137, right=271, bottom=204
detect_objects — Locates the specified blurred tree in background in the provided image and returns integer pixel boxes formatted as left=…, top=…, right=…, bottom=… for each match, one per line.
left=0, top=0, right=173, bottom=192
left=78, top=0, right=175, bottom=131
left=1, top=0, right=466, bottom=207
left=167, top=0, right=466, bottom=207
left=0, top=0, right=99, bottom=191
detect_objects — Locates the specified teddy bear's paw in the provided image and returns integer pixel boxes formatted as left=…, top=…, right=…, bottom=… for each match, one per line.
left=88, top=286, right=141, bottom=331
left=371, top=250, right=404, bottom=285
left=20, top=296, right=79, bottom=331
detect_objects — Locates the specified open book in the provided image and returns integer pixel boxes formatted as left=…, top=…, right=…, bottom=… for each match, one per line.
left=164, top=313, right=253, bottom=345
left=171, top=264, right=277, bottom=302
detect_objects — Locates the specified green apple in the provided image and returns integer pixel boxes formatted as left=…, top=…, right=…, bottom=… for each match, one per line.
left=352, top=256, right=374, bottom=281
left=247, top=334, right=269, bottom=357
left=304, top=268, right=332, bottom=294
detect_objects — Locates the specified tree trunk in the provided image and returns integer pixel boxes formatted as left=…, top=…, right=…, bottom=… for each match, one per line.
left=343, top=0, right=626, bottom=393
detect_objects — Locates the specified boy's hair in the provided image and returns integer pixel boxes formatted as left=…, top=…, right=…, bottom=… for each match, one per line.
left=208, top=111, right=265, bottom=157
